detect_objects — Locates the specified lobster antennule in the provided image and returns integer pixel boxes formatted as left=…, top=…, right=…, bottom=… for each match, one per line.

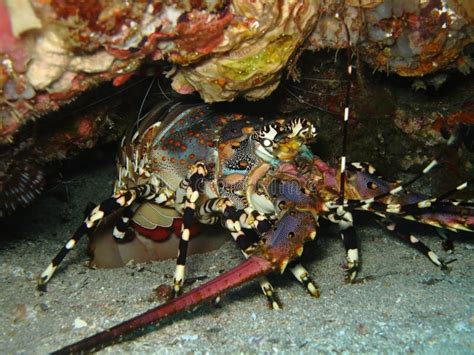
left=51, top=256, right=272, bottom=354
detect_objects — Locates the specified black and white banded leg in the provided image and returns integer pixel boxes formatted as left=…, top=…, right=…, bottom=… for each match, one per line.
left=173, top=162, right=208, bottom=296
left=332, top=51, right=360, bottom=282
left=341, top=227, right=359, bottom=282
left=111, top=206, right=136, bottom=241
left=198, top=198, right=282, bottom=309
left=382, top=178, right=474, bottom=217
left=236, top=209, right=283, bottom=309
left=258, top=277, right=281, bottom=309
left=38, top=184, right=171, bottom=290
left=196, top=197, right=261, bottom=252
left=112, top=182, right=174, bottom=241
left=337, top=207, right=359, bottom=282
left=289, top=262, right=320, bottom=297
left=377, top=218, right=450, bottom=269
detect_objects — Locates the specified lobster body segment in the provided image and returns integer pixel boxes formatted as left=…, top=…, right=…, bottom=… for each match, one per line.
left=258, top=208, right=318, bottom=273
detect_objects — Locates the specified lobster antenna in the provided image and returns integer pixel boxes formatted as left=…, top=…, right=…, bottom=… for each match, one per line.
left=135, top=76, right=156, bottom=131
left=338, top=22, right=353, bottom=206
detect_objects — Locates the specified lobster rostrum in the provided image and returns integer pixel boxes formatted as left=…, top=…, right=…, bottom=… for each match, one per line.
left=39, top=73, right=474, bottom=353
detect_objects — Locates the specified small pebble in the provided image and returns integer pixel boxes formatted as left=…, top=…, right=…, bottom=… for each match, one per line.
left=454, top=321, right=471, bottom=333
left=12, top=304, right=28, bottom=323
left=180, top=334, right=198, bottom=341
left=154, top=284, right=173, bottom=302
left=248, top=336, right=265, bottom=346
left=73, top=318, right=88, bottom=329
left=11, top=267, right=24, bottom=278
left=12, top=304, right=37, bottom=323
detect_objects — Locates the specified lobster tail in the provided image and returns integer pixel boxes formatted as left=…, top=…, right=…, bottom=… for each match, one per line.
left=52, top=256, right=273, bottom=354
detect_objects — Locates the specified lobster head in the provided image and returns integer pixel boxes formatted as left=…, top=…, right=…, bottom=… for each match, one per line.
left=251, top=117, right=317, bottom=164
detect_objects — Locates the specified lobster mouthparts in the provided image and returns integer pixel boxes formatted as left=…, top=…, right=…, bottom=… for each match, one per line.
left=52, top=256, right=272, bottom=354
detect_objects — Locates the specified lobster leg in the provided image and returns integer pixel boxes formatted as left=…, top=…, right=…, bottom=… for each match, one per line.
left=38, top=184, right=172, bottom=290
left=350, top=174, right=474, bottom=234
left=338, top=210, right=360, bottom=282
left=436, top=228, right=454, bottom=253
left=383, top=178, right=474, bottom=216
left=172, top=164, right=262, bottom=296
left=173, top=162, right=208, bottom=296
left=376, top=217, right=448, bottom=268
left=328, top=206, right=360, bottom=282
left=257, top=277, right=281, bottom=309
left=112, top=206, right=136, bottom=240
left=233, top=207, right=287, bottom=309
left=289, top=263, right=320, bottom=297
left=233, top=208, right=284, bottom=309
left=198, top=197, right=283, bottom=309
left=340, top=222, right=359, bottom=282
left=332, top=56, right=360, bottom=283
left=350, top=177, right=472, bottom=266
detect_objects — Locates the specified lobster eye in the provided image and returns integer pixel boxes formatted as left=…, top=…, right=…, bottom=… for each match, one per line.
left=262, top=138, right=273, bottom=147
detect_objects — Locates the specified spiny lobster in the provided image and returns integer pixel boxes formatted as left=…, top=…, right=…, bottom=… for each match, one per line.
left=38, top=64, right=474, bottom=354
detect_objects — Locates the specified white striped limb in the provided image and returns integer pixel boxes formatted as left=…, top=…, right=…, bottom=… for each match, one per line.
left=376, top=217, right=454, bottom=269
left=289, top=263, right=320, bottom=297
left=38, top=184, right=170, bottom=290
left=173, top=162, right=208, bottom=296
